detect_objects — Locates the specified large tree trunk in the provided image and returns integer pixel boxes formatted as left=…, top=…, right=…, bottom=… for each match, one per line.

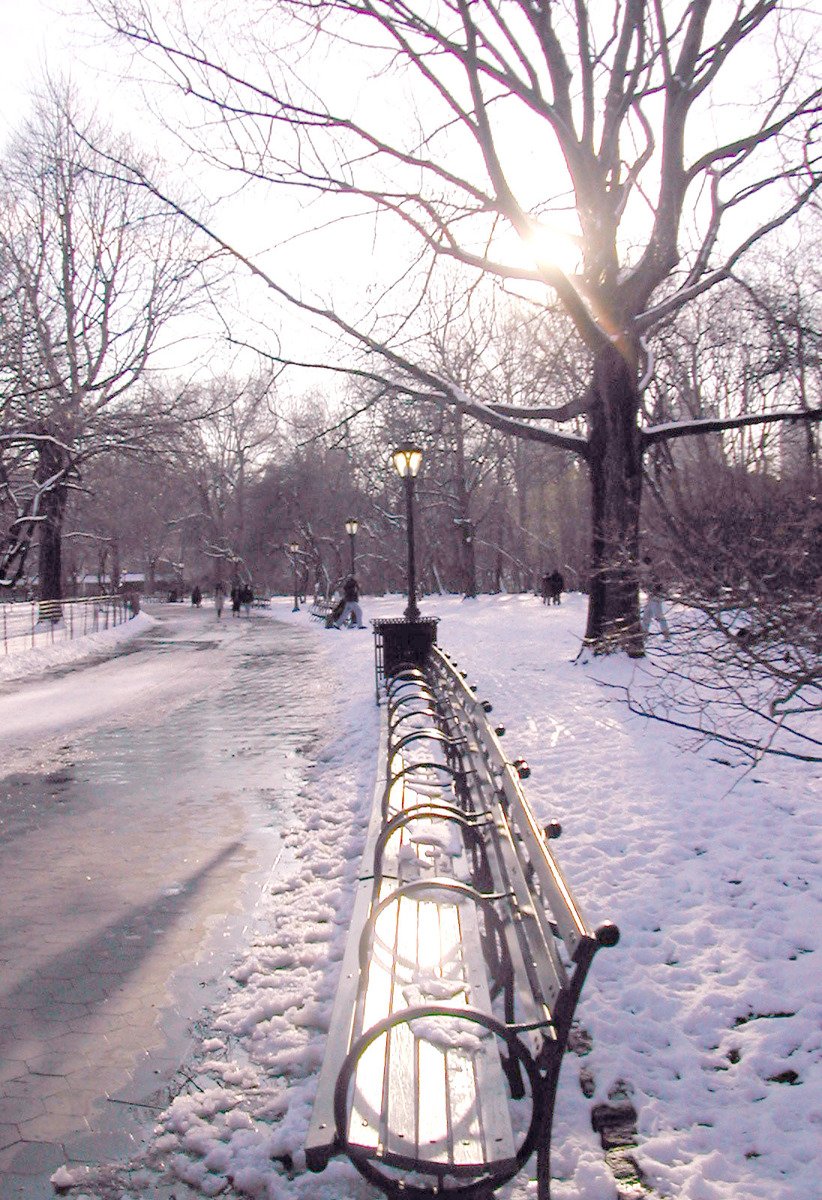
left=584, top=344, right=644, bottom=655
left=36, top=439, right=70, bottom=608
left=451, top=412, right=477, bottom=598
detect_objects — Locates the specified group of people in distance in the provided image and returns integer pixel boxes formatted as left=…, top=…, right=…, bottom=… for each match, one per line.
left=204, top=581, right=254, bottom=619
left=540, top=559, right=669, bottom=637
left=189, top=558, right=669, bottom=637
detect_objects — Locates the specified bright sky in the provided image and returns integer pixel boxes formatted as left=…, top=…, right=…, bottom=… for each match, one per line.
left=1, top=1, right=815, bottom=398
left=0, top=0, right=180, bottom=145
left=0, top=0, right=90, bottom=141
left=0, top=0, right=46, bottom=138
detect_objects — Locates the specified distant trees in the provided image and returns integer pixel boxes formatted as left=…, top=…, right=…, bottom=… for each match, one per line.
left=178, top=372, right=280, bottom=584
left=0, top=86, right=203, bottom=598
left=66, top=451, right=199, bottom=595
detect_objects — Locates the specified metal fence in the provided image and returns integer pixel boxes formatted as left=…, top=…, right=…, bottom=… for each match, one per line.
left=0, top=595, right=131, bottom=656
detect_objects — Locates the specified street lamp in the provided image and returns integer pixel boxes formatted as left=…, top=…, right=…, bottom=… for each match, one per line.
left=344, top=518, right=358, bottom=575
left=289, top=542, right=300, bottom=612
left=391, top=444, right=423, bottom=621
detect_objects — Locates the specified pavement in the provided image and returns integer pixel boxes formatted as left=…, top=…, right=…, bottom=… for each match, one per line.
left=0, top=606, right=324, bottom=1197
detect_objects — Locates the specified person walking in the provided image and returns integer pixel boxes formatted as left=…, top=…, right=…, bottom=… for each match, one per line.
left=640, top=557, right=670, bottom=638
left=332, top=575, right=365, bottom=629
left=231, top=584, right=242, bottom=618
left=540, top=572, right=551, bottom=605
left=547, top=569, right=564, bottom=605
left=241, top=583, right=253, bottom=617
left=214, top=582, right=225, bottom=620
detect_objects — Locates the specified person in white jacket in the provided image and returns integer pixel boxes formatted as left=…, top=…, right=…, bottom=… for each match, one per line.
left=640, top=557, right=670, bottom=638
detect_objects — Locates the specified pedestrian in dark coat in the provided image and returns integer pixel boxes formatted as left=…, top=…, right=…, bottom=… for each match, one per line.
left=332, top=575, right=365, bottom=629
left=547, top=570, right=564, bottom=605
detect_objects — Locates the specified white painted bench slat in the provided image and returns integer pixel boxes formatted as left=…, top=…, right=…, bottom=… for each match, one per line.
left=347, top=880, right=516, bottom=1171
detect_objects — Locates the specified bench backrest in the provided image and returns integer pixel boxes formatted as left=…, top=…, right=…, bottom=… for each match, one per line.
left=428, top=648, right=618, bottom=1033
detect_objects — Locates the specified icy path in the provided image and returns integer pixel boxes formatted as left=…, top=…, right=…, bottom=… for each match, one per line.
left=0, top=606, right=330, bottom=1198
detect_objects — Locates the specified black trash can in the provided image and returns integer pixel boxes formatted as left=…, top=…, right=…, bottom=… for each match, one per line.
left=372, top=616, right=439, bottom=701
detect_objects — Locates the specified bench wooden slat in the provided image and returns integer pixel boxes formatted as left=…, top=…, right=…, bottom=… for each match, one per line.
left=454, top=738, right=569, bottom=1017
left=456, top=899, right=518, bottom=1171
left=417, top=1030, right=450, bottom=1163
left=489, top=806, right=568, bottom=1012
left=384, top=891, right=422, bottom=1161
left=304, top=871, right=376, bottom=1170
left=348, top=885, right=401, bottom=1154
left=415, top=899, right=452, bottom=1166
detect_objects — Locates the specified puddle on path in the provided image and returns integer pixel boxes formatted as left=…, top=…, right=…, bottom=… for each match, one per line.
left=0, top=611, right=326, bottom=1197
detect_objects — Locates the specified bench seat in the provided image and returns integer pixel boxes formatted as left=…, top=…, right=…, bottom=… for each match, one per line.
left=345, top=877, right=516, bottom=1176
left=306, top=714, right=518, bottom=1184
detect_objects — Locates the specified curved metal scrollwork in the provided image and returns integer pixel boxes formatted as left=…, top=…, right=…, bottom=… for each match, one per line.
left=371, top=802, right=490, bottom=882
left=381, top=759, right=468, bottom=818
left=356, top=876, right=514, bottom=995
left=333, top=1004, right=544, bottom=1200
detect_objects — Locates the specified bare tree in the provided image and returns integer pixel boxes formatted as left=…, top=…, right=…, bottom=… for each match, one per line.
left=90, top=0, right=821, bottom=649
left=178, top=371, right=280, bottom=582
left=0, top=83, right=203, bottom=600
left=609, top=465, right=821, bottom=762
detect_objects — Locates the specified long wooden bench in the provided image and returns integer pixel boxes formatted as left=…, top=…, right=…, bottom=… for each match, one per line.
left=305, top=650, right=619, bottom=1199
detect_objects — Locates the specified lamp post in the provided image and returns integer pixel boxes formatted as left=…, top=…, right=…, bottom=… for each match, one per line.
left=391, top=444, right=423, bottom=621
left=344, top=518, right=358, bottom=575
left=289, top=542, right=300, bottom=612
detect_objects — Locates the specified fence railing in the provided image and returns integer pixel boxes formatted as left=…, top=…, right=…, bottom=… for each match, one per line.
left=0, top=595, right=132, bottom=656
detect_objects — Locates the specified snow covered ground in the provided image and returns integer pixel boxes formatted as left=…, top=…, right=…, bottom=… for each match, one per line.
left=0, top=607, right=153, bottom=685
left=25, top=594, right=821, bottom=1200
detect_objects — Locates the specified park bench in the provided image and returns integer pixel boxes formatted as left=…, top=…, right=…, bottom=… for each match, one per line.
left=309, top=597, right=335, bottom=623
left=305, top=646, right=619, bottom=1199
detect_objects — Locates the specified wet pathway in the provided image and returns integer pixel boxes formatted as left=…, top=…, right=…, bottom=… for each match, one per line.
left=0, top=607, right=327, bottom=1197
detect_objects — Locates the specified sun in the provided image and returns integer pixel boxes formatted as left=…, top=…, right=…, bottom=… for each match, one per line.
left=493, top=219, right=583, bottom=277
left=522, top=221, right=583, bottom=275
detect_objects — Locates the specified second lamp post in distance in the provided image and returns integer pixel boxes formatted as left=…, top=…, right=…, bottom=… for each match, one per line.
left=344, top=518, right=358, bottom=576
left=289, top=542, right=300, bottom=612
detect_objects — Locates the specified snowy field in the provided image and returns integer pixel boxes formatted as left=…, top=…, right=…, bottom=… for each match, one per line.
left=16, top=593, right=820, bottom=1200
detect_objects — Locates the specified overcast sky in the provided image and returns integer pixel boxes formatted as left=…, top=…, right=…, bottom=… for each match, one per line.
left=0, top=0, right=61, bottom=139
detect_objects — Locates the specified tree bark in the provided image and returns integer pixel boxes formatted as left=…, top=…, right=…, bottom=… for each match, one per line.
left=452, top=411, right=477, bottom=598
left=584, top=344, right=644, bottom=655
left=36, top=450, right=69, bottom=610
left=33, top=431, right=72, bottom=607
